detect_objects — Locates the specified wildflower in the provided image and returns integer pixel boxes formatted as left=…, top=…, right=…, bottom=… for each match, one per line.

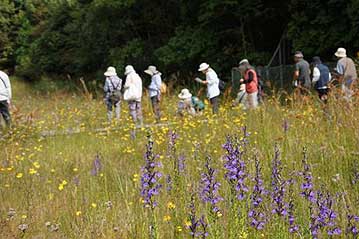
left=167, top=202, right=176, bottom=209
left=105, top=201, right=113, bottom=209
left=29, top=168, right=37, bottom=175
left=132, top=174, right=139, bottom=182
left=177, top=226, right=183, bottom=232
left=16, top=173, right=23, bottom=178
left=271, top=145, right=288, bottom=217
left=21, top=215, right=27, bottom=219
left=287, top=179, right=299, bottom=233
left=18, top=223, right=28, bottom=232
left=163, top=215, right=171, bottom=222
left=140, top=133, right=162, bottom=208
left=91, top=203, right=97, bottom=208
left=249, top=155, right=267, bottom=230
left=91, top=154, right=102, bottom=176
left=75, top=211, right=82, bottom=216
left=300, top=148, right=315, bottom=203
left=199, top=156, right=223, bottom=214
left=222, top=132, right=249, bottom=201
left=166, top=174, right=172, bottom=192
left=7, top=208, right=16, bottom=219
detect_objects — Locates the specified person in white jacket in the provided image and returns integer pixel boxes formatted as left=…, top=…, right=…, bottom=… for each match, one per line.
left=145, top=65, right=162, bottom=122
left=0, top=70, right=12, bottom=127
left=123, top=65, right=143, bottom=125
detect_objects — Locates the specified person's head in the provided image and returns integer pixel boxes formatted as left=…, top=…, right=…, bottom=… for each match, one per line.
left=334, top=47, right=347, bottom=59
left=311, top=56, right=322, bottom=66
left=178, top=89, right=192, bottom=100
left=238, top=59, right=250, bottom=74
left=124, top=65, right=135, bottom=75
left=198, top=63, right=210, bottom=74
left=294, top=51, right=304, bottom=63
left=144, top=65, right=159, bottom=76
left=104, top=66, right=117, bottom=77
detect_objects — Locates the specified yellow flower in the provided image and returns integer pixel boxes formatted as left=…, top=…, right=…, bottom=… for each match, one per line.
left=58, top=184, right=64, bottom=191
left=33, top=162, right=40, bottom=169
left=21, top=215, right=27, bottom=219
left=76, top=211, right=82, bottom=216
left=167, top=202, right=176, bottom=210
left=29, top=168, right=37, bottom=175
left=91, top=203, right=97, bottom=208
left=16, top=173, right=23, bottom=178
left=217, top=211, right=223, bottom=218
left=163, top=215, right=171, bottom=222
left=184, top=221, right=191, bottom=227
left=73, top=168, right=78, bottom=172
left=176, top=226, right=183, bottom=232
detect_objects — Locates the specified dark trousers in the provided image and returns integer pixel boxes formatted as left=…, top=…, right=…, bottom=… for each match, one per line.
left=0, top=100, right=11, bottom=126
left=151, top=96, right=161, bottom=121
left=210, top=96, right=219, bottom=114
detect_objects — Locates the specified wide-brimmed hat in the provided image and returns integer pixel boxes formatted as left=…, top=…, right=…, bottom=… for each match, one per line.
left=125, top=65, right=135, bottom=75
left=104, top=66, right=117, bottom=77
left=294, top=51, right=304, bottom=58
left=144, top=65, right=159, bottom=76
left=335, top=48, right=347, bottom=58
left=239, top=59, right=249, bottom=65
left=178, top=89, right=192, bottom=99
left=198, top=63, right=210, bottom=72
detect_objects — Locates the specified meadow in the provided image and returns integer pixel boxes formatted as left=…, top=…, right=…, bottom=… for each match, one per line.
left=1, top=79, right=359, bottom=239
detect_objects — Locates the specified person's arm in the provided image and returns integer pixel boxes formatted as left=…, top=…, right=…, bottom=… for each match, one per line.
left=312, top=67, right=320, bottom=83
left=241, top=71, right=254, bottom=84
left=335, top=62, right=345, bottom=83
left=293, top=63, right=300, bottom=81
left=7, top=78, right=12, bottom=102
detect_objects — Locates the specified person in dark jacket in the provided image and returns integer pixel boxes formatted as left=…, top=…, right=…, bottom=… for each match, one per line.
left=311, top=57, right=331, bottom=103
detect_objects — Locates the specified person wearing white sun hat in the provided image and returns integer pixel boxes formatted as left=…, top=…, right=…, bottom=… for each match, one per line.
left=195, top=63, right=220, bottom=114
left=177, top=89, right=196, bottom=116
left=103, top=66, right=122, bottom=122
left=334, top=47, right=357, bottom=101
left=123, top=65, right=143, bottom=125
left=145, top=65, right=162, bottom=122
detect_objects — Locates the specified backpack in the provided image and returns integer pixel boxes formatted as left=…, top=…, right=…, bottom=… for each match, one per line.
left=218, top=80, right=226, bottom=91
left=160, top=82, right=167, bottom=94
left=109, top=78, right=122, bottom=102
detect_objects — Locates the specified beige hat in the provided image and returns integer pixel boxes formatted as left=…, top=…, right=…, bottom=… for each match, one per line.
left=144, top=65, right=159, bottom=76
left=178, top=89, right=192, bottom=99
left=335, top=48, right=347, bottom=58
left=198, top=63, right=210, bottom=72
left=125, top=65, right=135, bottom=75
left=104, top=66, right=117, bottom=77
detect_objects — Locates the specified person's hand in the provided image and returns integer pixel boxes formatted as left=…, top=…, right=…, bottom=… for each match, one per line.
left=240, top=78, right=244, bottom=83
left=194, top=77, right=203, bottom=84
left=157, top=95, right=161, bottom=102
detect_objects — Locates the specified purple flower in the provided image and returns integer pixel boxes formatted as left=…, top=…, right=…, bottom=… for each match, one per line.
left=140, top=133, right=162, bottom=208
left=166, top=174, right=172, bottom=192
left=271, top=145, right=288, bottom=217
left=288, top=179, right=299, bottom=233
left=283, top=119, right=289, bottom=133
left=91, top=154, right=102, bottom=176
left=187, top=194, right=209, bottom=238
left=222, top=132, right=249, bottom=201
left=300, top=148, right=315, bottom=203
left=199, top=156, right=223, bottom=214
left=249, top=155, right=267, bottom=230
left=346, top=212, right=359, bottom=237
left=168, top=130, right=186, bottom=174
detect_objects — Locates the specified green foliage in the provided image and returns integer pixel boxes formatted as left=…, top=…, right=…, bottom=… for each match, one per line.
left=1, top=0, right=358, bottom=82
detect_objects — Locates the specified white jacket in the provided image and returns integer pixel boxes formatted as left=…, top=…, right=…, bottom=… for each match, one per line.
left=124, top=72, right=142, bottom=102
left=206, top=68, right=220, bottom=99
left=0, top=71, right=11, bottom=102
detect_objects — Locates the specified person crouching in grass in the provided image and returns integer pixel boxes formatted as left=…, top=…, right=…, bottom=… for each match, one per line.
left=177, top=89, right=196, bottom=117
left=311, top=57, right=331, bottom=104
left=0, top=70, right=12, bottom=128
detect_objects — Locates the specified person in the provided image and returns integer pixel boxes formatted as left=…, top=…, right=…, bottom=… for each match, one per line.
left=232, top=83, right=246, bottom=107
left=293, top=51, right=311, bottom=94
left=0, top=70, right=12, bottom=127
left=334, top=47, right=357, bottom=101
left=145, top=65, right=162, bottom=122
left=123, top=65, right=143, bottom=125
left=239, top=60, right=259, bottom=109
left=191, top=96, right=205, bottom=114
left=195, top=63, right=220, bottom=114
left=311, top=57, right=331, bottom=103
left=177, top=89, right=196, bottom=116
left=103, top=66, right=122, bottom=122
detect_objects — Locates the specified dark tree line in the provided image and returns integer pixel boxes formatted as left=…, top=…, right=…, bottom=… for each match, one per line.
left=0, top=0, right=358, bottom=83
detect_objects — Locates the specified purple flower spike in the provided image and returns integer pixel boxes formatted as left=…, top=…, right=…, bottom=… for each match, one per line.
left=199, top=156, right=223, bottom=214
left=140, top=133, right=162, bottom=208
left=91, top=154, right=102, bottom=176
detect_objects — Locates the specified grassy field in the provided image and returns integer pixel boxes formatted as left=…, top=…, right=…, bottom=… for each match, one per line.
left=1, top=79, right=359, bottom=238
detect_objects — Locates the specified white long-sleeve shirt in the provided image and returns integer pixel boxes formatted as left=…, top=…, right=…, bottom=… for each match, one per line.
left=312, top=67, right=331, bottom=89
left=124, top=71, right=142, bottom=102
left=148, top=73, right=162, bottom=98
left=205, top=68, right=220, bottom=99
left=0, top=71, right=11, bottom=102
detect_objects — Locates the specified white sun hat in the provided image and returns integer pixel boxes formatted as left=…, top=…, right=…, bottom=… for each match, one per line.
left=104, top=66, right=117, bottom=77
left=198, top=63, right=210, bottom=72
left=335, top=48, right=347, bottom=58
left=144, top=65, right=159, bottom=76
left=125, top=65, right=135, bottom=75
left=239, top=59, right=249, bottom=65
left=178, top=89, right=192, bottom=99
